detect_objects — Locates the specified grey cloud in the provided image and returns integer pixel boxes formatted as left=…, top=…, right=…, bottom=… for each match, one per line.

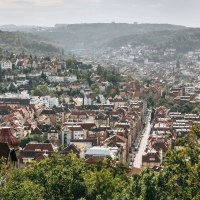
left=0, top=0, right=200, bottom=27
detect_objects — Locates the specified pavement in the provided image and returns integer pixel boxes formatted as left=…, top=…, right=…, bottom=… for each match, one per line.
left=133, top=111, right=152, bottom=168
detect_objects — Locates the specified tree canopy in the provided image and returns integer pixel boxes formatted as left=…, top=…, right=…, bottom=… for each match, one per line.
left=0, top=126, right=200, bottom=200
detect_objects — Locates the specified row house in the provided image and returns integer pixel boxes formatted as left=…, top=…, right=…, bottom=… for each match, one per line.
left=66, top=110, right=96, bottom=122
left=108, top=96, right=128, bottom=108
left=142, top=134, right=171, bottom=169
left=103, top=134, right=128, bottom=164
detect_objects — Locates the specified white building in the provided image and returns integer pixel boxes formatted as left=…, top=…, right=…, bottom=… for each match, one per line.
left=85, top=146, right=119, bottom=159
left=47, top=127, right=59, bottom=141
left=61, top=125, right=84, bottom=147
left=0, top=91, right=30, bottom=99
left=67, top=75, right=77, bottom=83
left=48, top=75, right=65, bottom=83
left=30, top=96, right=59, bottom=108
left=0, top=61, right=12, bottom=70
left=5, top=74, right=14, bottom=80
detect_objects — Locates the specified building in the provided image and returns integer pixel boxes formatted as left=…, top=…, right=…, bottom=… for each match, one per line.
left=0, top=92, right=30, bottom=105
left=85, top=146, right=119, bottom=160
left=0, top=61, right=12, bottom=70
left=19, top=143, right=55, bottom=167
left=61, top=125, right=84, bottom=147
left=0, top=143, right=18, bottom=166
left=0, top=127, right=19, bottom=149
left=30, top=96, right=59, bottom=108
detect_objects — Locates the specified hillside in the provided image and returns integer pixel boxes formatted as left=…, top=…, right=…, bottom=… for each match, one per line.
left=35, top=23, right=186, bottom=51
left=2, top=23, right=200, bottom=53
left=0, top=23, right=185, bottom=52
left=106, top=28, right=200, bottom=52
left=0, top=30, right=60, bottom=54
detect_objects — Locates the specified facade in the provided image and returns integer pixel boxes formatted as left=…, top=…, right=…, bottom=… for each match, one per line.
left=85, top=146, right=119, bottom=160
left=0, top=61, right=12, bottom=70
left=61, top=125, right=84, bottom=147
left=47, top=126, right=59, bottom=141
left=0, top=91, right=30, bottom=105
left=48, top=76, right=65, bottom=83
left=30, top=96, right=59, bottom=108
left=19, top=143, right=55, bottom=167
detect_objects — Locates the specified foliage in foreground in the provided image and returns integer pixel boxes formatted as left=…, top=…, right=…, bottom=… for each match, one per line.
left=0, top=126, right=200, bottom=200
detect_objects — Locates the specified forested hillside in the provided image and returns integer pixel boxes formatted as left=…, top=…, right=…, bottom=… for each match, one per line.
left=107, top=28, right=200, bottom=52
left=2, top=23, right=200, bottom=54
left=35, top=23, right=186, bottom=51
left=0, top=23, right=186, bottom=51
left=0, top=31, right=60, bottom=54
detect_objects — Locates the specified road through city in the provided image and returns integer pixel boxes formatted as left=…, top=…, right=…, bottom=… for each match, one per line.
left=133, top=111, right=152, bottom=168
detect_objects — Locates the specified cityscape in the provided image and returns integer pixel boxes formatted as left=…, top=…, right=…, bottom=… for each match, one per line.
left=0, top=1, right=200, bottom=200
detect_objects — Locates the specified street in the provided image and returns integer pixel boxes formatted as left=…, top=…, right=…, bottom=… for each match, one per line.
left=133, top=110, right=152, bottom=168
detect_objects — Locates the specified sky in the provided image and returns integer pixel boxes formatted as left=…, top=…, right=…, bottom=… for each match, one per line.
left=0, top=0, right=200, bottom=27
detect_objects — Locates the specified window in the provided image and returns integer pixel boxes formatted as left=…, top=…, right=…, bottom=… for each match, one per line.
left=35, top=149, right=41, bottom=151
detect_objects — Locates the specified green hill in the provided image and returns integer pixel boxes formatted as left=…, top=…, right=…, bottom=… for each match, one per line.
left=106, top=28, right=200, bottom=52
left=2, top=23, right=200, bottom=53
left=33, top=23, right=187, bottom=51
left=0, top=31, right=60, bottom=54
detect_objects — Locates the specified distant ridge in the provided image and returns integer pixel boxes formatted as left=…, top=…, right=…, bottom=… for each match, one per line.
left=106, top=28, right=200, bottom=52
left=0, top=30, right=60, bottom=54
left=2, top=23, right=200, bottom=53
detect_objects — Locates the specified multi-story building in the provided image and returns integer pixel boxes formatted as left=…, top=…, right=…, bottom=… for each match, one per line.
left=30, top=96, right=59, bottom=108
left=0, top=61, right=12, bottom=70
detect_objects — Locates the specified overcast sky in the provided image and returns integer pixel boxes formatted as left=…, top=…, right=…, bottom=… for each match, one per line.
left=0, top=0, right=200, bottom=27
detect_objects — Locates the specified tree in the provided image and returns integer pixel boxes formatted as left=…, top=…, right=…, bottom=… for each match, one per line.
left=20, top=136, right=43, bottom=148
left=155, top=125, right=200, bottom=200
left=147, top=95, right=154, bottom=108
left=19, top=137, right=31, bottom=148
left=97, top=65, right=103, bottom=76
left=176, top=59, right=180, bottom=69
left=32, top=85, right=49, bottom=96
left=1, top=126, right=200, bottom=200
left=91, top=83, right=100, bottom=94
left=40, top=71, right=47, bottom=81
left=84, top=168, right=127, bottom=200
left=96, top=95, right=101, bottom=104
left=0, top=169, right=44, bottom=200
left=32, top=88, right=43, bottom=96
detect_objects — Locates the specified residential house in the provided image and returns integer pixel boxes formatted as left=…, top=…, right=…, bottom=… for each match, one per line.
left=61, top=143, right=80, bottom=157
left=19, top=142, right=55, bottom=167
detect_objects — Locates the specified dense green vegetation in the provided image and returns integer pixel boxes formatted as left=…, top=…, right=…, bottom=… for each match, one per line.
left=2, top=24, right=200, bottom=53
left=35, top=23, right=185, bottom=51
left=63, top=60, right=131, bottom=98
left=1, top=23, right=186, bottom=51
left=0, top=126, right=200, bottom=200
left=107, top=28, right=200, bottom=53
left=0, top=31, right=60, bottom=54
left=156, top=97, right=200, bottom=114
